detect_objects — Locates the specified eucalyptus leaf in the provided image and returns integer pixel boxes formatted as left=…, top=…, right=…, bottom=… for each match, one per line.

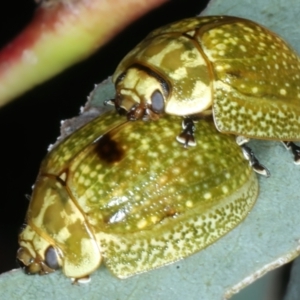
left=2, top=0, right=300, bottom=299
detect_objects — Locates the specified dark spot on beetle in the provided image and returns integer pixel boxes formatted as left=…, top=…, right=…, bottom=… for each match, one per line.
left=164, top=206, right=178, bottom=218
left=95, top=134, right=124, bottom=163
left=226, top=70, right=242, bottom=79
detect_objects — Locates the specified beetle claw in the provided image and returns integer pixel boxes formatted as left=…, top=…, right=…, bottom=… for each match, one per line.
left=241, top=145, right=270, bottom=177
left=282, top=141, right=300, bottom=165
left=176, top=118, right=196, bottom=147
left=176, top=134, right=196, bottom=147
left=251, top=163, right=271, bottom=177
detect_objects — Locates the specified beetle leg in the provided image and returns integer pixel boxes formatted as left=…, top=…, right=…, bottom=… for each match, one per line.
left=176, top=118, right=196, bottom=147
left=282, top=141, right=300, bottom=164
left=236, top=135, right=250, bottom=146
left=236, top=135, right=270, bottom=176
left=241, top=145, right=270, bottom=177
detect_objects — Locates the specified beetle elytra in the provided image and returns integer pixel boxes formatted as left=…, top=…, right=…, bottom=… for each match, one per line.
left=17, top=111, right=258, bottom=280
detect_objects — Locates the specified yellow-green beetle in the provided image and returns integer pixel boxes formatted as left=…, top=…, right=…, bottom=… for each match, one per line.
left=17, top=111, right=258, bottom=280
left=111, top=15, right=300, bottom=175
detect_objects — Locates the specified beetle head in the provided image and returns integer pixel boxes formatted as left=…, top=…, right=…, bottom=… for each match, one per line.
left=17, top=225, right=61, bottom=275
left=17, top=174, right=102, bottom=279
left=114, top=67, right=169, bottom=120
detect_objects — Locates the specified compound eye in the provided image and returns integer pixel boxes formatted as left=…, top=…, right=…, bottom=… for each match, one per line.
left=45, top=246, right=60, bottom=270
left=151, top=90, right=165, bottom=113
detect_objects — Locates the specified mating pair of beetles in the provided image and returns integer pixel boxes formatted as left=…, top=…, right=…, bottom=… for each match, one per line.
left=17, top=15, right=300, bottom=280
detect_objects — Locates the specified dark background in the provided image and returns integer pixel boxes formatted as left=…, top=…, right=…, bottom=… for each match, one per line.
left=0, top=0, right=209, bottom=274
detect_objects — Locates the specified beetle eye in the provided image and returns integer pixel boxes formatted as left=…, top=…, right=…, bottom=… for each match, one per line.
left=151, top=90, right=165, bottom=113
left=45, top=246, right=60, bottom=270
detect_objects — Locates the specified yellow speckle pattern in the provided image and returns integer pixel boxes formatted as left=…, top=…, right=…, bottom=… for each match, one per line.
left=42, top=111, right=127, bottom=174
left=19, top=110, right=258, bottom=279
left=113, top=15, right=300, bottom=140
left=198, top=17, right=300, bottom=139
